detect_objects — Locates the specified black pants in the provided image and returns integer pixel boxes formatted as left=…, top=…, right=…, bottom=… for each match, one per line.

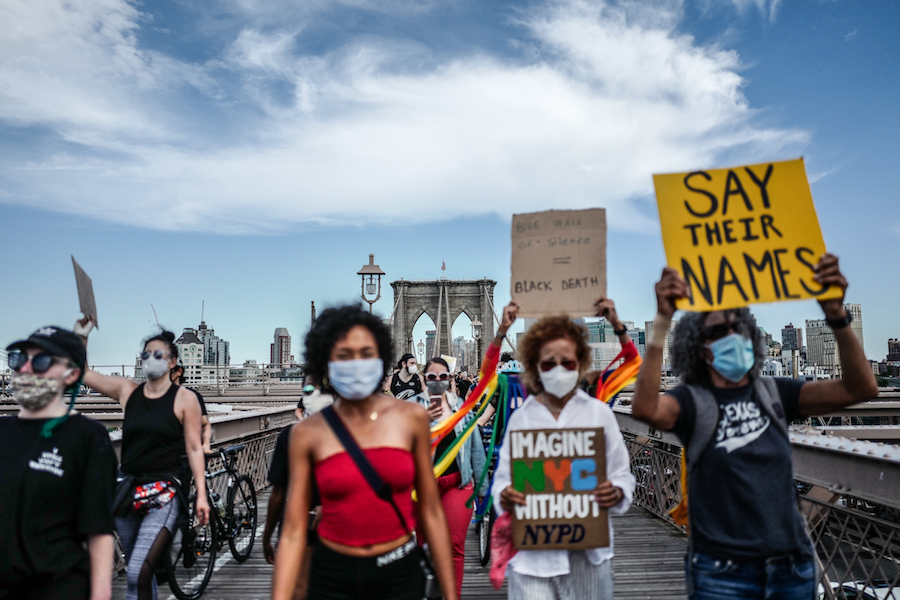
left=0, top=568, right=89, bottom=600
left=308, top=541, right=425, bottom=600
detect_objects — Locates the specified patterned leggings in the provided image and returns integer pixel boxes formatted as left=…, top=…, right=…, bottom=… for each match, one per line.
left=116, top=498, right=181, bottom=600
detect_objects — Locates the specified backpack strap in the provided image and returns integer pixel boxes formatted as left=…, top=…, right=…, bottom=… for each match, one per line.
left=685, top=385, right=720, bottom=470
left=753, top=377, right=789, bottom=440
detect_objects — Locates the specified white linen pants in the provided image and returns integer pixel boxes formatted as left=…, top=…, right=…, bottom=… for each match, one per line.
left=507, top=551, right=613, bottom=600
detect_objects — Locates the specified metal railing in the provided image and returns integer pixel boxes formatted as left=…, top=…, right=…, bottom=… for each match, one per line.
left=622, top=434, right=900, bottom=599
left=204, top=428, right=283, bottom=500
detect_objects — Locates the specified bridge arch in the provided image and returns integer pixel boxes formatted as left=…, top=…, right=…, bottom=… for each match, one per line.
left=390, top=278, right=496, bottom=367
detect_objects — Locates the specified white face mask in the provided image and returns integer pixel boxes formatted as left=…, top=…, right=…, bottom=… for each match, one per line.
left=143, top=356, right=170, bottom=381
left=328, top=358, right=384, bottom=401
left=407, top=365, right=418, bottom=375
left=539, top=365, right=580, bottom=399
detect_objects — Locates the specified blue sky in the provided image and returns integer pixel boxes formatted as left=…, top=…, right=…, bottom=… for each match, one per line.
left=1, top=0, right=897, bottom=368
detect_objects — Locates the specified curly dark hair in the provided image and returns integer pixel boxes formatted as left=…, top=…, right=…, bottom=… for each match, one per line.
left=519, top=316, right=592, bottom=394
left=143, top=330, right=178, bottom=361
left=304, top=304, right=392, bottom=393
left=670, top=309, right=766, bottom=386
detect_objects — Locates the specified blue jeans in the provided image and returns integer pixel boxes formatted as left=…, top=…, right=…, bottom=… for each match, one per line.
left=687, top=551, right=816, bottom=600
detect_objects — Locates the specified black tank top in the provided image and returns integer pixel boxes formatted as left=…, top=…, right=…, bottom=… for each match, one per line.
left=121, top=383, right=185, bottom=477
left=391, top=372, right=421, bottom=399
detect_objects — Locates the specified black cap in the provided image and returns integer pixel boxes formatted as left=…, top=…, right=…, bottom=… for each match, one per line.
left=6, top=326, right=87, bottom=370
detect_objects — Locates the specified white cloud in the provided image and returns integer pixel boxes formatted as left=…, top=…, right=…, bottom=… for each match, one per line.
left=0, top=0, right=808, bottom=234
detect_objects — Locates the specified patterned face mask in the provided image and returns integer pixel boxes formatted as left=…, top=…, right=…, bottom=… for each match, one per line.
left=11, top=372, right=65, bottom=411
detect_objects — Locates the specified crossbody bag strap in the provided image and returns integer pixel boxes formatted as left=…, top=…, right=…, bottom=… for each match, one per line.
left=321, top=405, right=412, bottom=536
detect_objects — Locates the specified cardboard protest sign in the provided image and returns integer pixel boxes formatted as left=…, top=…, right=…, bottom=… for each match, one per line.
left=510, top=428, right=608, bottom=550
left=71, top=256, right=98, bottom=328
left=653, top=158, right=841, bottom=312
left=511, top=209, right=606, bottom=318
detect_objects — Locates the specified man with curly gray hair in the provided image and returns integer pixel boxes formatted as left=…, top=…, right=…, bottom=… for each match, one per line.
left=632, top=253, right=877, bottom=600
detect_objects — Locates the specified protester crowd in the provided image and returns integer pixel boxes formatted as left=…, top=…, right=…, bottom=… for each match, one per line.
left=0, top=251, right=879, bottom=600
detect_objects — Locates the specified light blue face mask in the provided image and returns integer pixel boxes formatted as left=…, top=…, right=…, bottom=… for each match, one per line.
left=328, top=358, right=384, bottom=400
left=707, top=333, right=755, bottom=383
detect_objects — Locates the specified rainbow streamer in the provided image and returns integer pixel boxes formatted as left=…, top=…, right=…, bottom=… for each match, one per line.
left=595, top=340, right=642, bottom=406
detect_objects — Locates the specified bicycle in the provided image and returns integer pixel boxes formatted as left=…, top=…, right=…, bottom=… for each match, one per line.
left=166, top=444, right=259, bottom=600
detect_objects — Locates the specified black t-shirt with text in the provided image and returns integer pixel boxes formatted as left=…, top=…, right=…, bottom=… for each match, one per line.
left=0, top=414, right=117, bottom=588
left=668, top=378, right=811, bottom=561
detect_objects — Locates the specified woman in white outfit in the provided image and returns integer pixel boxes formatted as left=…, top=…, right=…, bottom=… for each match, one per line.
left=493, top=306, right=636, bottom=600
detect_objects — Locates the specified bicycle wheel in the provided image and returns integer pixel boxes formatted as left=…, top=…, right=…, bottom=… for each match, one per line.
left=168, top=493, right=218, bottom=600
left=226, top=475, right=257, bottom=562
left=476, top=506, right=494, bottom=567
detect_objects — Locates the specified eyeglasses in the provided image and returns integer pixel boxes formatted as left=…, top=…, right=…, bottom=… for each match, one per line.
left=141, top=350, right=170, bottom=361
left=8, top=351, right=59, bottom=374
left=425, top=372, right=451, bottom=381
left=703, top=322, right=739, bottom=341
left=539, top=360, right=578, bottom=372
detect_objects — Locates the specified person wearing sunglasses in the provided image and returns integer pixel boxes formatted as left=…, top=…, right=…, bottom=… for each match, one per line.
left=1, top=326, right=117, bottom=600
left=272, top=304, right=456, bottom=600
left=409, top=356, right=488, bottom=597
left=631, top=254, right=878, bottom=600
left=493, top=310, right=635, bottom=599
left=75, top=320, right=209, bottom=600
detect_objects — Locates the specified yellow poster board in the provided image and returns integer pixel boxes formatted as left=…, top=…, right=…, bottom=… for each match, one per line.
left=653, top=158, right=841, bottom=311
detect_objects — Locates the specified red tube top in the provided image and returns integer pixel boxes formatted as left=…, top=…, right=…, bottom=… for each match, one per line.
left=314, top=447, right=416, bottom=546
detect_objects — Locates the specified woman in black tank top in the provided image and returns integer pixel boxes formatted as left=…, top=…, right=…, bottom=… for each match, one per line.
left=78, top=324, right=209, bottom=600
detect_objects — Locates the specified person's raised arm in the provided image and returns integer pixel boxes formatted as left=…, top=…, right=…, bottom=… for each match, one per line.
left=631, top=268, right=687, bottom=431
left=595, top=297, right=630, bottom=347
left=272, top=424, right=313, bottom=600
left=798, top=254, right=879, bottom=415
left=410, top=405, right=458, bottom=600
left=177, top=389, right=209, bottom=525
left=478, top=301, right=518, bottom=375
left=74, top=317, right=137, bottom=406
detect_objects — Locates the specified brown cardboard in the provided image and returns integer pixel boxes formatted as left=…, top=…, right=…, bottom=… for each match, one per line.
left=71, top=256, right=98, bottom=328
left=511, top=208, right=607, bottom=318
left=510, top=427, right=609, bottom=550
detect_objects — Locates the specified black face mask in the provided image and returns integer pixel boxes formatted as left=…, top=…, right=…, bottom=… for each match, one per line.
left=426, top=380, right=450, bottom=395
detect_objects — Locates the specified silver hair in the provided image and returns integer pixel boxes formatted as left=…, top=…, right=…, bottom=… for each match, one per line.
left=670, top=308, right=766, bottom=386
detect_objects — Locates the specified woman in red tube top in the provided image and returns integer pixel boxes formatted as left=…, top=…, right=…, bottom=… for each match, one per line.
left=272, top=304, right=456, bottom=600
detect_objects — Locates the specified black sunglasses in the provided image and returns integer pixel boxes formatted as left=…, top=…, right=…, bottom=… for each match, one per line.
left=9, top=351, right=58, bottom=374
left=425, top=372, right=452, bottom=381
left=704, top=322, right=739, bottom=341
left=140, top=350, right=170, bottom=361
left=539, top=360, right=578, bottom=372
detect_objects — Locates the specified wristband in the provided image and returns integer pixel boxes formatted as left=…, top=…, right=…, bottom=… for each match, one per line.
left=649, top=314, right=672, bottom=347
left=826, top=312, right=852, bottom=330
left=614, top=325, right=628, bottom=336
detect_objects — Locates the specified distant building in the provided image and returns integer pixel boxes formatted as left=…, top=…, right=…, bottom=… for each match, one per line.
left=197, top=321, right=230, bottom=366
left=425, top=330, right=435, bottom=361
left=887, top=338, right=900, bottom=363
left=229, top=360, right=264, bottom=385
left=175, top=328, right=205, bottom=385
left=782, top=323, right=803, bottom=354
left=762, top=359, right=784, bottom=378
left=805, top=303, right=866, bottom=373
left=271, top=327, right=291, bottom=367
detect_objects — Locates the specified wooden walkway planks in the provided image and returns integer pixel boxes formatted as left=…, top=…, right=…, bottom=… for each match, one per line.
left=113, top=492, right=687, bottom=599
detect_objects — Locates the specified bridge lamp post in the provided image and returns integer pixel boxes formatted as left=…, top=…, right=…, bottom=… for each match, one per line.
left=417, top=339, right=425, bottom=363
left=471, top=318, right=482, bottom=365
left=357, top=254, right=385, bottom=314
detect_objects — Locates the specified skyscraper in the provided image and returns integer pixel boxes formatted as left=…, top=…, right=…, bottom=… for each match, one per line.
left=781, top=323, right=803, bottom=353
left=271, top=328, right=291, bottom=367
left=197, top=320, right=230, bottom=366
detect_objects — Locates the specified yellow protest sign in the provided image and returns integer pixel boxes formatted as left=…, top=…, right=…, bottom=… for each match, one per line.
left=653, top=158, right=841, bottom=311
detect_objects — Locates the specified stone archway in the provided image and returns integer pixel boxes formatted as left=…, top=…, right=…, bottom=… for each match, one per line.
left=390, top=278, right=497, bottom=366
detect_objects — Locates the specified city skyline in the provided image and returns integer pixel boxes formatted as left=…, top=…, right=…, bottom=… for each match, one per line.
left=1, top=0, right=897, bottom=366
